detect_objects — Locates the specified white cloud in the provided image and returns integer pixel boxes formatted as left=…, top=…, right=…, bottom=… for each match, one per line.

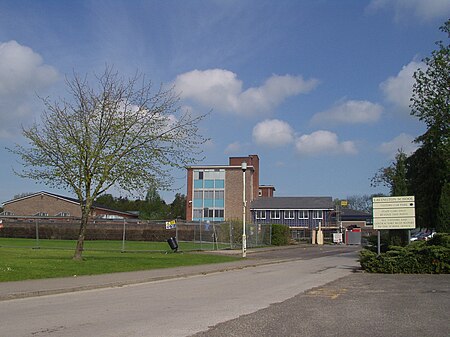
left=0, top=40, right=59, bottom=138
left=225, top=141, right=245, bottom=154
left=311, top=99, right=383, bottom=125
left=367, top=0, right=450, bottom=21
left=380, top=60, right=425, bottom=111
left=295, top=130, right=357, bottom=156
left=174, top=69, right=319, bottom=116
left=378, top=133, right=419, bottom=158
left=0, top=40, right=58, bottom=97
left=252, top=119, right=295, bottom=148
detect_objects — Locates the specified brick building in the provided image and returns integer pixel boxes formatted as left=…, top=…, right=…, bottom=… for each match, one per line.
left=2, top=191, right=138, bottom=219
left=185, top=155, right=260, bottom=222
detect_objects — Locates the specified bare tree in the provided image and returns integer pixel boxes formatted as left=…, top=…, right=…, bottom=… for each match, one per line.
left=10, top=67, right=207, bottom=260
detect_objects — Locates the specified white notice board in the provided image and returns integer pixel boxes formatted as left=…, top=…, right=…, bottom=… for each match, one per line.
left=372, top=196, right=415, bottom=230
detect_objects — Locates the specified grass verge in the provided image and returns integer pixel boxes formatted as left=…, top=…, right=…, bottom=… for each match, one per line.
left=0, top=238, right=240, bottom=282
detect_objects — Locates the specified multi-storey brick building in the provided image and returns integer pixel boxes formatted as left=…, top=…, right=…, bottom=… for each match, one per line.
left=185, top=155, right=260, bottom=222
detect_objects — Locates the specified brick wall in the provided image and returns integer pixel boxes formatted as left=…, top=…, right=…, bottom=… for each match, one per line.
left=225, top=168, right=253, bottom=222
left=4, top=193, right=82, bottom=217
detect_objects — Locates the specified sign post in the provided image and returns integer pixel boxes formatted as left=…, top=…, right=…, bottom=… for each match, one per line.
left=372, top=196, right=415, bottom=254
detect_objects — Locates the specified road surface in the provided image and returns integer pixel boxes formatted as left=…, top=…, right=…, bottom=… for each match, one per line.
left=1, top=249, right=358, bottom=337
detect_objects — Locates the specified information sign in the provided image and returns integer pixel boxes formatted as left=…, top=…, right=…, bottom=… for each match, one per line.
left=373, top=196, right=415, bottom=230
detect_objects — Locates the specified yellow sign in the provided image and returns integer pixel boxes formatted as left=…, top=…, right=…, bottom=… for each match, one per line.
left=165, top=220, right=176, bottom=229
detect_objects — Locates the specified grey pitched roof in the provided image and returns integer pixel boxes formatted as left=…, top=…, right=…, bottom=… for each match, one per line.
left=250, top=197, right=333, bottom=210
left=339, top=208, right=372, bottom=220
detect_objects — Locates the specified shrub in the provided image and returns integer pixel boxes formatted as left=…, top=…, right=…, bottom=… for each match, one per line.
left=271, top=224, right=290, bottom=246
left=359, top=234, right=450, bottom=274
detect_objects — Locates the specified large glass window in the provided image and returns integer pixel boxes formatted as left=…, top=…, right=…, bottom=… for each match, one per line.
left=192, top=169, right=225, bottom=221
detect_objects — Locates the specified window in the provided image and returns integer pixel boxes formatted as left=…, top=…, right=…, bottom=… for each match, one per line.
left=214, top=209, right=224, bottom=218
left=313, top=210, right=323, bottom=219
left=34, top=212, right=48, bottom=217
left=215, top=179, right=224, bottom=188
left=270, top=210, right=280, bottom=219
left=193, top=209, right=202, bottom=219
left=203, top=208, right=213, bottom=218
left=194, top=191, right=203, bottom=199
left=255, top=210, right=266, bottom=219
left=204, top=180, right=214, bottom=188
left=204, top=190, right=214, bottom=200
left=298, top=210, right=308, bottom=219
left=214, top=190, right=224, bottom=200
left=57, top=212, right=70, bottom=217
left=284, top=210, right=295, bottom=219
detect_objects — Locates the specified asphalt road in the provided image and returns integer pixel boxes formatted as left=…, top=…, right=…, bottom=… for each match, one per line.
left=1, top=245, right=448, bottom=337
left=191, top=273, right=450, bottom=337
left=0, top=249, right=359, bottom=337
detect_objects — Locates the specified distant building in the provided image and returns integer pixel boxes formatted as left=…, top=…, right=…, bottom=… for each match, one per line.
left=2, top=191, right=138, bottom=219
left=336, top=208, right=373, bottom=228
left=186, top=155, right=336, bottom=227
left=259, top=185, right=275, bottom=197
left=250, top=196, right=335, bottom=228
left=186, top=155, right=260, bottom=222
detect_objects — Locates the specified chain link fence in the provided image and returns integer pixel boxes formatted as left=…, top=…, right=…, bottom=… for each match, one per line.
left=0, top=216, right=272, bottom=251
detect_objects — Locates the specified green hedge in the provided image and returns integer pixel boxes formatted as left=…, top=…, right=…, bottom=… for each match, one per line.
left=271, top=224, right=290, bottom=246
left=359, top=233, right=450, bottom=274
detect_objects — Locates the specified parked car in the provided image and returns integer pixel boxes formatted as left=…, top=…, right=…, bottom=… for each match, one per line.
left=410, top=230, right=436, bottom=242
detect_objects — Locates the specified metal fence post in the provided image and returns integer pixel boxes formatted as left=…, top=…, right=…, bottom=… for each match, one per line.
left=121, top=219, right=126, bottom=252
left=269, top=224, right=272, bottom=245
left=200, top=220, right=202, bottom=250
left=35, top=218, right=40, bottom=248
left=229, top=221, right=233, bottom=249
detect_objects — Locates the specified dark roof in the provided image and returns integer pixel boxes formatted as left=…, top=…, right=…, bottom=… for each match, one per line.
left=339, top=208, right=372, bottom=220
left=251, top=197, right=333, bottom=210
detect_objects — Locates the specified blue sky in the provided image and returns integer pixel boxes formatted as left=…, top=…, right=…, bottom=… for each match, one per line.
left=1, top=0, right=449, bottom=204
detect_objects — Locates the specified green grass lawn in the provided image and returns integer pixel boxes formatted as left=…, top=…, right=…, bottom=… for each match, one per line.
left=0, top=237, right=229, bottom=251
left=0, top=238, right=240, bottom=282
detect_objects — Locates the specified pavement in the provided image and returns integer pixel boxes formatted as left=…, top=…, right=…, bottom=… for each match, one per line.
left=0, top=244, right=320, bottom=301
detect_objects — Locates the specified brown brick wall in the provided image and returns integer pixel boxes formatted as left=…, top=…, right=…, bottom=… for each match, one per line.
left=229, top=154, right=259, bottom=200
left=4, top=194, right=82, bottom=217
left=225, top=168, right=253, bottom=222
left=3, top=193, right=137, bottom=219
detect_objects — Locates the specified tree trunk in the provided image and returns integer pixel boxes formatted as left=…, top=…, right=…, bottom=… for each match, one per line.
left=73, top=209, right=89, bottom=260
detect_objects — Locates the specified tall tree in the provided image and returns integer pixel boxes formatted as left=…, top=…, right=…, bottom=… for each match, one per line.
left=371, top=150, right=409, bottom=196
left=11, top=67, right=207, bottom=259
left=371, top=150, right=409, bottom=245
left=346, top=194, right=384, bottom=213
left=409, top=19, right=450, bottom=232
left=169, top=193, right=186, bottom=220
